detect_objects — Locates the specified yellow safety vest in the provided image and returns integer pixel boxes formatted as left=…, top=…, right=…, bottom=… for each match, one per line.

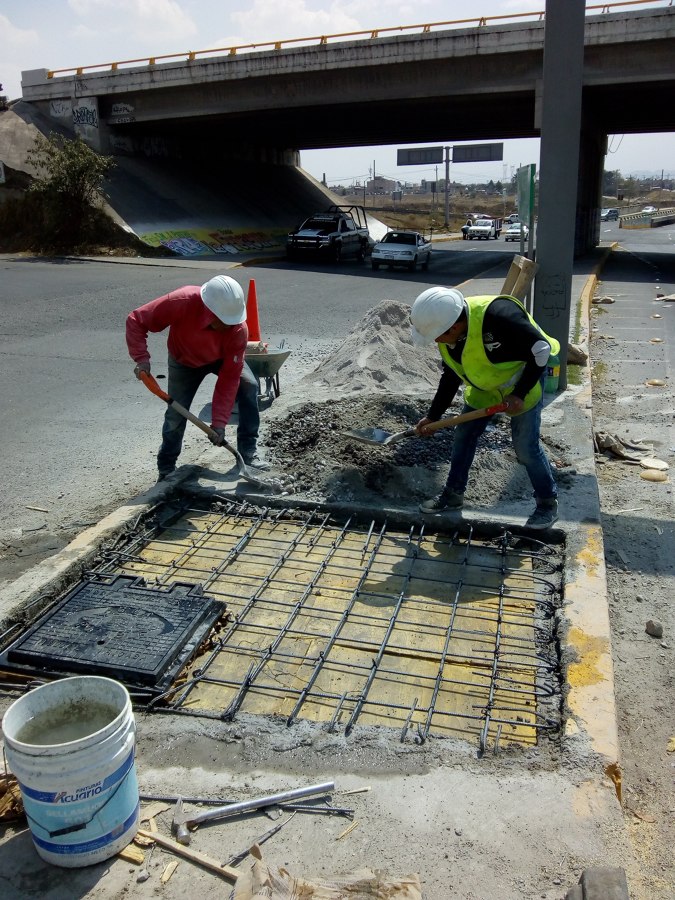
left=438, top=295, right=561, bottom=414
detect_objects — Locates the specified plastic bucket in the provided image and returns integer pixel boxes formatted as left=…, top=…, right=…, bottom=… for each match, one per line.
left=544, top=353, right=560, bottom=394
left=1, top=676, right=139, bottom=867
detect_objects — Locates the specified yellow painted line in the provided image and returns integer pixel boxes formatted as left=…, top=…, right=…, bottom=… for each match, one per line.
left=563, top=248, right=622, bottom=795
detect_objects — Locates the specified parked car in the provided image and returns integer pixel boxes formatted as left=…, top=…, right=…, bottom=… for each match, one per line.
left=371, top=230, right=431, bottom=272
left=641, top=205, right=657, bottom=214
left=503, top=222, right=530, bottom=242
left=600, top=208, right=619, bottom=221
left=505, top=213, right=521, bottom=224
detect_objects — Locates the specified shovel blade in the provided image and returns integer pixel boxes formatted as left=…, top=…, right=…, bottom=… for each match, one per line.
left=344, top=427, right=395, bottom=446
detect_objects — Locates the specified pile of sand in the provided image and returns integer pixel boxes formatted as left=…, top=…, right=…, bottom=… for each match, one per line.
left=303, top=300, right=441, bottom=396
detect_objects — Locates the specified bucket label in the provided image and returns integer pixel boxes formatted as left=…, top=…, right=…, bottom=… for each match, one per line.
left=31, top=802, right=140, bottom=856
left=19, top=750, right=138, bottom=852
left=19, top=747, right=135, bottom=803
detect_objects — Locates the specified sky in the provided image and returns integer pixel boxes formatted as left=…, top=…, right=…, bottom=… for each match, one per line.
left=2, top=0, right=674, bottom=185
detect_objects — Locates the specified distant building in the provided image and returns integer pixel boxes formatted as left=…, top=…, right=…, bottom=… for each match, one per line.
left=367, top=175, right=396, bottom=194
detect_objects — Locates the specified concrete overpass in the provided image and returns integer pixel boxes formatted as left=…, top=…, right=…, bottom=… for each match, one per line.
left=17, top=4, right=675, bottom=252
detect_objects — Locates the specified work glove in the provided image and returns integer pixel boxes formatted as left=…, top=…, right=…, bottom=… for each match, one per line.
left=503, top=394, right=525, bottom=416
left=133, top=361, right=151, bottom=380
left=209, top=426, right=226, bottom=446
left=415, top=416, right=434, bottom=436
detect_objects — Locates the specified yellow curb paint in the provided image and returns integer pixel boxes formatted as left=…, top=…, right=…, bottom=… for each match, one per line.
left=567, top=627, right=610, bottom=688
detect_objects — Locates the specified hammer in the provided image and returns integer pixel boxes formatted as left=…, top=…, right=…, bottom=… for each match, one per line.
left=172, top=781, right=335, bottom=845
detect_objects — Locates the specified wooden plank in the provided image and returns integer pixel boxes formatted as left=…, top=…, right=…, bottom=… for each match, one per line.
left=118, top=844, right=145, bottom=864
left=136, top=829, right=238, bottom=881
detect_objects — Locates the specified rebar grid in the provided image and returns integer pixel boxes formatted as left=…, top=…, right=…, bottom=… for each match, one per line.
left=105, top=499, right=563, bottom=751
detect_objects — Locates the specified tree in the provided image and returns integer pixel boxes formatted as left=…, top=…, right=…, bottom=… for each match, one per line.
left=27, top=133, right=115, bottom=251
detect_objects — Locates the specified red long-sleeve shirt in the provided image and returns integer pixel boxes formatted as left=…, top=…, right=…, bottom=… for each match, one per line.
left=125, top=285, right=247, bottom=428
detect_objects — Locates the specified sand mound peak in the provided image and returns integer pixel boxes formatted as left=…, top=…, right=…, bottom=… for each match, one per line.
left=304, top=300, right=441, bottom=395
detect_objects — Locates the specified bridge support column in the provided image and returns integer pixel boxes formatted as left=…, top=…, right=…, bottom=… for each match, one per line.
left=533, top=0, right=586, bottom=392
left=575, top=123, right=607, bottom=256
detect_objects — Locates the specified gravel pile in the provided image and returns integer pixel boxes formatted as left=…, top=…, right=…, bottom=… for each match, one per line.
left=262, top=300, right=565, bottom=509
left=263, top=395, right=514, bottom=504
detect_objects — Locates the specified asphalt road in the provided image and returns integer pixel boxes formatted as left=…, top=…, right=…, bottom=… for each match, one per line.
left=1, top=225, right=672, bottom=582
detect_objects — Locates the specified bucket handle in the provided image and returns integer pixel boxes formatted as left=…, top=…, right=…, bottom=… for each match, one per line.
left=23, top=751, right=135, bottom=839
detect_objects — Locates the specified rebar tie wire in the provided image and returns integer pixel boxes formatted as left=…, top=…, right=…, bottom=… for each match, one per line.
left=96, top=500, right=562, bottom=747
left=287, top=519, right=388, bottom=725
left=221, top=514, right=352, bottom=720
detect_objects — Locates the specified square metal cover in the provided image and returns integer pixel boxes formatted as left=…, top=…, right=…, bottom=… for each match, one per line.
left=2, top=575, right=224, bottom=691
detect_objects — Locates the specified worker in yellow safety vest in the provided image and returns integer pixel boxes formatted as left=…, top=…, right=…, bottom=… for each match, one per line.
left=410, top=287, right=560, bottom=530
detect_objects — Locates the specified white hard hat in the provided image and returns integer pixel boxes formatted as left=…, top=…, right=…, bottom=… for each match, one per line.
left=200, top=275, right=246, bottom=325
left=410, top=287, right=465, bottom=345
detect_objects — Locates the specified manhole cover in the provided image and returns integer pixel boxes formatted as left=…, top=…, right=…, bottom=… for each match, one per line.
left=1, top=575, right=224, bottom=691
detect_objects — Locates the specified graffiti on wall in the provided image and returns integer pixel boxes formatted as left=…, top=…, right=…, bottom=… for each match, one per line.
left=111, top=103, right=134, bottom=116
left=72, top=97, right=99, bottom=146
left=49, top=100, right=71, bottom=119
left=139, top=227, right=285, bottom=257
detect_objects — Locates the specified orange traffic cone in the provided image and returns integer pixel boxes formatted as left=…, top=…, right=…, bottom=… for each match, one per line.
left=246, top=279, right=262, bottom=342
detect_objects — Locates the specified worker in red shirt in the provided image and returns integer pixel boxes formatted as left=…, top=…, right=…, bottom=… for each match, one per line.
left=126, top=275, right=267, bottom=480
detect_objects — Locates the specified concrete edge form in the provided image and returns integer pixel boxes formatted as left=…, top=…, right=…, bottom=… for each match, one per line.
left=558, top=246, right=621, bottom=798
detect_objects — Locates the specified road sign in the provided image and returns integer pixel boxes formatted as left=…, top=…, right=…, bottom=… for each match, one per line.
left=517, top=164, right=536, bottom=223
left=397, top=147, right=444, bottom=165
left=452, top=143, right=504, bottom=163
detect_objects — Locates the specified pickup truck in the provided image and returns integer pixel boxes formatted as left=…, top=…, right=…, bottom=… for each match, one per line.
left=467, top=218, right=502, bottom=240
left=286, top=205, right=371, bottom=262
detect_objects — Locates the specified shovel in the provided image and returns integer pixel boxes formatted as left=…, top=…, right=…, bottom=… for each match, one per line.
left=346, top=402, right=508, bottom=447
left=138, top=371, right=287, bottom=492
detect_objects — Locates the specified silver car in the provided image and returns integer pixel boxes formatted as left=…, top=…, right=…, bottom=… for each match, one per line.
left=503, top=222, right=530, bottom=242
left=371, top=231, right=432, bottom=272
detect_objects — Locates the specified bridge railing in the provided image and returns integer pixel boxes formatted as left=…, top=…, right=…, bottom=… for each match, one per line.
left=46, top=0, right=669, bottom=80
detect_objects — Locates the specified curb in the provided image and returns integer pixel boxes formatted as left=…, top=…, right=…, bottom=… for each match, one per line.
left=0, top=468, right=197, bottom=630
left=560, top=245, right=621, bottom=799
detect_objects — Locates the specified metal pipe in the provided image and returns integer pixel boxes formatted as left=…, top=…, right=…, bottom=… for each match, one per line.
left=174, top=781, right=335, bottom=844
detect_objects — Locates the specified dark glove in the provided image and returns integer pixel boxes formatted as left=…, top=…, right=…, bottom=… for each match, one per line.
left=133, top=361, right=151, bottom=380
left=209, top=426, right=225, bottom=446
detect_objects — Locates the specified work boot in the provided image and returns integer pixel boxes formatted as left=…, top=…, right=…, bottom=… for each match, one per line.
left=241, top=452, right=270, bottom=472
left=525, top=497, right=558, bottom=530
left=156, top=468, right=175, bottom=483
left=419, top=490, right=464, bottom=513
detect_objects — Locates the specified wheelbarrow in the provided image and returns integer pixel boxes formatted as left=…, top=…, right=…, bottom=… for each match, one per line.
left=245, top=346, right=292, bottom=404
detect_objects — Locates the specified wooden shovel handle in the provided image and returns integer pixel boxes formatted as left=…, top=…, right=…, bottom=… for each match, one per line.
left=424, top=402, right=508, bottom=434
left=139, top=371, right=221, bottom=441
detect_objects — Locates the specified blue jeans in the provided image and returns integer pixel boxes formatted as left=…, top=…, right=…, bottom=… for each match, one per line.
left=444, top=390, right=557, bottom=501
left=157, top=355, right=260, bottom=475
